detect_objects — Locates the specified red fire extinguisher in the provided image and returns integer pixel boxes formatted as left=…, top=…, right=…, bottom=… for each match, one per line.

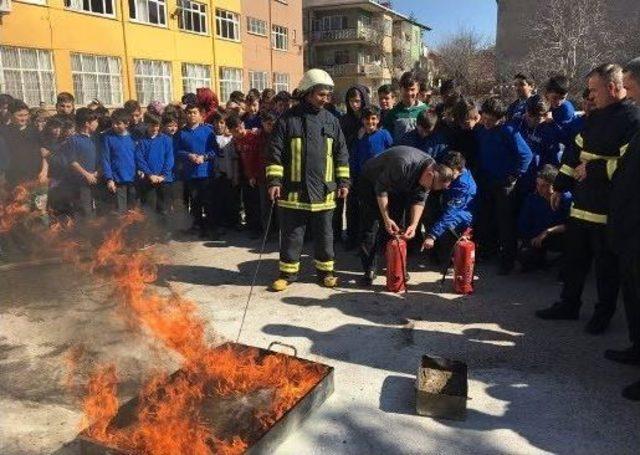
left=452, top=230, right=475, bottom=295
left=386, top=236, right=407, bottom=293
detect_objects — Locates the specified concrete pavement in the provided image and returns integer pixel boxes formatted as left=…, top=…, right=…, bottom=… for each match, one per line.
left=1, top=233, right=638, bottom=454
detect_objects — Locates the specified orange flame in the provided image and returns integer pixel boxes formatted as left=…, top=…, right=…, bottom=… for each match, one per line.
left=82, top=364, right=119, bottom=441
left=0, top=188, right=328, bottom=454
left=0, top=183, right=36, bottom=233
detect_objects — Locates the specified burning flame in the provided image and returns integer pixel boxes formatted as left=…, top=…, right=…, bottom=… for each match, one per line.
left=0, top=183, right=37, bottom=233
left=0, top=182, right=326, bottom=455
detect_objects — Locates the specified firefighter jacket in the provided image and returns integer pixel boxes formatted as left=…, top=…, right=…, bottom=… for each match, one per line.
left=608, top=131, right=640, bottom=254
left=554, top=99, right=640, bottom=225
left=266, top=101, right=350, bottom=211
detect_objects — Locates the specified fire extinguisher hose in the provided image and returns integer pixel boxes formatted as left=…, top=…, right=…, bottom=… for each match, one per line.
left=236, top=200, right=277, bottom=343
left=395, top=235, right=409, bottom=295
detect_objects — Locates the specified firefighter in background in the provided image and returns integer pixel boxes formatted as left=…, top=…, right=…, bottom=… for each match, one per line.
left=536, top=64, right=640, bottom=335
left=266, top=69, right=350, bottom=292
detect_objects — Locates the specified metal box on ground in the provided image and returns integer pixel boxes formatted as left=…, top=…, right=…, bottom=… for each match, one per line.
left=416, top=355, right=468, bottom=421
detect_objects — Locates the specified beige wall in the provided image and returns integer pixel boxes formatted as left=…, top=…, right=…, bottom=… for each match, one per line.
left=241, top=0, right=304, bottom=93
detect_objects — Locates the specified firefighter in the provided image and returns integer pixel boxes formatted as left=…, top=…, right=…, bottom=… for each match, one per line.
left=536, top=64, right=640, bottom=335
left=266, top=69, right=350, bottom=292
left=357, top=145, right=455, bottom=285
left=605, top=58, right=640, bottom=401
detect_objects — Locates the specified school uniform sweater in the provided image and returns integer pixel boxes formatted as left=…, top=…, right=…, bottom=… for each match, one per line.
left=506, top=97, right=529, bottom=124
left=352, top=128, right=393, bottom=177
left=429, top=169, right=477, bottom=240
left=101, top=130, right=137, bottom=183
left=175, top=124, right=218, bottom=180
left=135, top=133, right=174, bottom=182
left=551, top=100, right=576, bottom=126
left=243, top=114, right=262, bottom=130
left=475, top=124, right=533, bottom=184
left=516, top=120, right=567, bottom=193
left=63, top=133, right=98, bottom=183
left=396, top=129, right=450, bottom=160
left=518, top=191, right=572, bottom=241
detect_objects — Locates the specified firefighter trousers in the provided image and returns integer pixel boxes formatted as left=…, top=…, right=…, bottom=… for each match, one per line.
left=620, top=251, right=640, bottom=346
left=560, top=219, right=619, bottom=318
left=278, top=207, right=335, bottom=278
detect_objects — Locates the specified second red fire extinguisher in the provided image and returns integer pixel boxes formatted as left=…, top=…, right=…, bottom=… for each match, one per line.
left=386, top=236, right=407, bottom=293
left=452, top=231, right=475, bottom=295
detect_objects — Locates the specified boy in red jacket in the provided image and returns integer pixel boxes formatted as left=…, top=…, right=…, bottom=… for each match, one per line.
left=226, top=114, right=265, bottom=237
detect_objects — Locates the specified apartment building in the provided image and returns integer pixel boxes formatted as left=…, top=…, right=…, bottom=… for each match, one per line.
left=241, top=0, right=303, bottom=95
left=302, top=0, right=430, bottom=99
left=0, top=0, right=244, bottom=106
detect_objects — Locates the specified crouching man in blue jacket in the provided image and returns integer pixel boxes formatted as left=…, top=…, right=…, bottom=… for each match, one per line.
left=422, top=151, right=477, bottom=265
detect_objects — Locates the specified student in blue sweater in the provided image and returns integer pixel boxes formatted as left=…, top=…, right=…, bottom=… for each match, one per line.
left=515, top=94, right=567, bottom=197
left=544, top=75, right=576, bottom=128
left=506, top=73, right=535, bottom=125
left=136, top=113, right=174, bottom=224
left=346, top=106, right=393, bottom=248
left=397, top=110, right=450, bottom=159
left=475, top=97, right=533, bottom=274
left=101, top=108, right=138, bottom=214
left=175, top=104, right=218, bottom=237
left=422, top=151, right=477, bottom=266
left=63, top=108, right=100, bottom=219
left=518, top=165, right=571, bottom=272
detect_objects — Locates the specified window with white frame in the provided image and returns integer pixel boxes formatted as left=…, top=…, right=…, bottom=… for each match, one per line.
left=271, top=25, right=288, bottom=51
left=134, top=59, right=172, bottom=104
left=21, top=0, right=47, bottom=4
left=273, top=73, right=289, bottom=93
left=71, top=53, right=122, bottom=106
left=247, top=17, right=267, bottom=36
left=216, top=9, right=240, bottom=41
left=64, top=0, right=115, bottom=16
left=177, top=0, right=207, bottom=34
left=219, top=67, right=242, bottom=103
left=182, top=63, right=211, bottom=94
left=129, top=0, right=166, bottom=26
left=0, top=46, right=56, bottom=106
left=248, top=71, right=268, bottom=92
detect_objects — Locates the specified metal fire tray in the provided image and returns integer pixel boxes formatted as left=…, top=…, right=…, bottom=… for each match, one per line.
left=60, top=342, right=334, bottom=455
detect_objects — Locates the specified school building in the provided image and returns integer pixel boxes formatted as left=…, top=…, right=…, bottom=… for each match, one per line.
left=0, top=0, right=303, bottom=107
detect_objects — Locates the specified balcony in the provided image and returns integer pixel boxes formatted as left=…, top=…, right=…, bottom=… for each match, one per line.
left=320, top=63, right=384, bottom=78
left=310, top=26, right=375, bottom=43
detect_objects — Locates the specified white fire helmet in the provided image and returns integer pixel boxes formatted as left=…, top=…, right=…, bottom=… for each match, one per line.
left=297, top=69, right=335, bottom=93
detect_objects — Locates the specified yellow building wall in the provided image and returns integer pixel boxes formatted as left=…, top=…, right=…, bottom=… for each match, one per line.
left=211, top=0, right=243, bottom=90
left=1, top=0, right=246, bottom=103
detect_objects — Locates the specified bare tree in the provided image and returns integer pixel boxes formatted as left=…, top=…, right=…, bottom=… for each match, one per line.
left=519, top=0, right=624, bottom=94
left=436, top=28, right=496, bottom=95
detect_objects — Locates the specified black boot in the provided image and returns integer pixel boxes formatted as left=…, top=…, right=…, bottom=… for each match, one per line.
left=535, top=302, right=579, bottom=320
left=604, top=345, right=640, bottom=366
left=360, top=269, right=377, bottom=287
left=622, top=379, right=640, bottom=401
left=584, top=309, right=613, bottom=335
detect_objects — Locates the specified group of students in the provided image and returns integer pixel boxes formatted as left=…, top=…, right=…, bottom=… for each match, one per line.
left=1, top=61, right=639, bottom=400
left=0, top=88, right=295, bottom=239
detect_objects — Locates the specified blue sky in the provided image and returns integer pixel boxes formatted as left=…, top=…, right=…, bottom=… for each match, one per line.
left=389, top=0, right=498, bottom=48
